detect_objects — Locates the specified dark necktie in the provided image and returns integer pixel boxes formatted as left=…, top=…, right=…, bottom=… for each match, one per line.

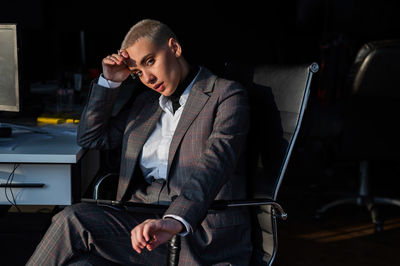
left=170, top=96, right=181, bottom=114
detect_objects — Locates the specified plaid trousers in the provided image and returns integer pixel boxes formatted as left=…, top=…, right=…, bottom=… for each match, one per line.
left=26, top=181, right=170, bottom=266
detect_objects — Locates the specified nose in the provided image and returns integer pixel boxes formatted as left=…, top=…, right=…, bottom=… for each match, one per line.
left=141, top=70, right=156, bottom=85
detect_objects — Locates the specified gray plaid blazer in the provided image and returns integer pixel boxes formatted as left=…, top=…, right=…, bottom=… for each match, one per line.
left=78, top=67, right=252, bottom=265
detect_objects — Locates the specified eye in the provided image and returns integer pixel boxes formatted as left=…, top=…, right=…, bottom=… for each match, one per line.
left=132, top=71, right=142, bottom=78
left=146, top=58, right=155, bottom=66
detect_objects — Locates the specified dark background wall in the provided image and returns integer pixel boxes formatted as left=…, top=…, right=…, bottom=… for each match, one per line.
left=2, top=0, right=400, bottom=93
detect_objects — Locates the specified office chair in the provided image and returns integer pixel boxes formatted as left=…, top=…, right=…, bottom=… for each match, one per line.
left=315, top=40, right=400, bottom=232
left=88, top=62, right=319, bottom=265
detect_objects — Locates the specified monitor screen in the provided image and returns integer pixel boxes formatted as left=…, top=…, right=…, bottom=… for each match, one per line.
left=0, top=24, right=19, bottom=112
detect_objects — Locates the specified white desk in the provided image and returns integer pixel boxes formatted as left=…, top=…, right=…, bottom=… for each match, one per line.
left=0, top=126, right=99, bottom=205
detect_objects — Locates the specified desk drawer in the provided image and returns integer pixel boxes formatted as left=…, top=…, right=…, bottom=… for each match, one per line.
left=0, top=164, right=71, bottom=205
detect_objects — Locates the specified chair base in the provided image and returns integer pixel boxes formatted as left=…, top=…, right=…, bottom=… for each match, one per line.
left=316, top=195, right=400, bottom=232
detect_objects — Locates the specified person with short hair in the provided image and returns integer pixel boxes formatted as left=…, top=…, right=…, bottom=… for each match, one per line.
left=27, top=19, right=252, bottom=265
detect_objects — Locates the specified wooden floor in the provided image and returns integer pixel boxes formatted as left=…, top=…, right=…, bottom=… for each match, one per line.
left=275, top=206, right=400, bottom=266
left=273, top=174, right=400, bottom=266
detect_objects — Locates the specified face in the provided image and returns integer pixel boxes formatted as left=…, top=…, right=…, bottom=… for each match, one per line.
left=125, top=37, right=183, bottom=96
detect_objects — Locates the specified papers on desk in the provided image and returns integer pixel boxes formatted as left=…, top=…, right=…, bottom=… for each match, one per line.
left=0, top=122, right=77, bottom=136
left=39, top=123, right=78, bottom=136
left=0, top=123, right=47, bottom=134
left=0, top=132, right=53, bottom=151
left=0, top=123, right=78, bottom=151
left=0, top=138, right=18, bottom=151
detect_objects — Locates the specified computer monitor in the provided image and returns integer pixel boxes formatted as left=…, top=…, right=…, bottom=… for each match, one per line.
left=0, top=24, right=19, bottom=112
left=0, top=24, right=20, bottom=137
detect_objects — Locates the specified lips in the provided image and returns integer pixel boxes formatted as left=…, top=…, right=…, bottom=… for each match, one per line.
left=153, top=82, right=164, bottom=92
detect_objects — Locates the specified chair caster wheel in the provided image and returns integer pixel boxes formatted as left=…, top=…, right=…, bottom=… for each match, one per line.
left=374, top=221, right=384, bottom=233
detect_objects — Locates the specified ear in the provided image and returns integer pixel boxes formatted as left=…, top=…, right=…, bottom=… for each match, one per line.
left=168, top=38, right=182, bottom=57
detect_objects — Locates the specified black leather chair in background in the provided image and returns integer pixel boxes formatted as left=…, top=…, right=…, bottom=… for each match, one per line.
left=316, top=40, right=400, bottom=231
left=88, top=62, right=319, bottom=265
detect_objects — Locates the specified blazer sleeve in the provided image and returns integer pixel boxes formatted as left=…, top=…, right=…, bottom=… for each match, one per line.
left=164, top=79, right=250, bottom=231
left=77, top=80, right=129, bottom=150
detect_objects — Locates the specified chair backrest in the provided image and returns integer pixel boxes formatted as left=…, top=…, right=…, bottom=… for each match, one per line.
left=224, top=62, right=318, bottom=265
left=341, top=39, right=400, bottom=158
left=350, top=39, right=400, bottom=98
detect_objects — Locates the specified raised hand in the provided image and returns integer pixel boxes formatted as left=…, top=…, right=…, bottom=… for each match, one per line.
left=102, top=50, right=131, bottom=82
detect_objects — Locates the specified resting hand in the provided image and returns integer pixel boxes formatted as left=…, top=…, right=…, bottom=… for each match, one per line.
left=102, top=50, right=131, bottom=82
left=131, top=218, right=183, bottom=253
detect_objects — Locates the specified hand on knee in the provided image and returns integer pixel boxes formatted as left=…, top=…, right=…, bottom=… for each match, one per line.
left=130, top=218, right=183, bottom=253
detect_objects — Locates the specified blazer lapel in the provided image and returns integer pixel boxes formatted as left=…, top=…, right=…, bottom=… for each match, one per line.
left=117, top=92, right=162, bottom=200
left=167, top=68, right=217, bottom=177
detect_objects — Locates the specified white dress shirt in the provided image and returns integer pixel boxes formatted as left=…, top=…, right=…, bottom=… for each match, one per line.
left=139, top=80, right=192, bottom=182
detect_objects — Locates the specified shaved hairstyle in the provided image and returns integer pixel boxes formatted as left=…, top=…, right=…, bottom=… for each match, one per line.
left=121, top=19, right=178, bottom=50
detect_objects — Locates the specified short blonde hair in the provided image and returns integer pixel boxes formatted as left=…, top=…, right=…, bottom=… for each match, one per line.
left=121, top=19, right=177, bottom=49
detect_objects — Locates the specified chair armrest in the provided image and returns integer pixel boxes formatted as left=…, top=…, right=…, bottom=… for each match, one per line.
left=210, top=199, right=288, bottom=220
left=93, top=173, right=119, bottom=200
left=92, top=174, right=287, bottom=220
left=82, top=198, right=168, bottom=215
left=87, top=195, right=287, bottom=220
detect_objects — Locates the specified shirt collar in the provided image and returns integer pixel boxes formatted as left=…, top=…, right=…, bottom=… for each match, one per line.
left=159, top=67, right=201, bottom=111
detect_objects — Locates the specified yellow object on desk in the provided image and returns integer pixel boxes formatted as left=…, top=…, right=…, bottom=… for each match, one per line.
left=37, top=117, right=80, bottom=125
